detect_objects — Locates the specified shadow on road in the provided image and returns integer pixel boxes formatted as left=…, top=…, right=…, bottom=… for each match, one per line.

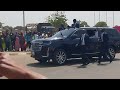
left=27, top=58, right=119, bottom=68
left=97, top=63, right=110, bottom=66
left=113, top=58, right=120, bottom=61
left=27, top=59, right=97, bottom=68
left=27, top=62, right=59, bottom=68
left=66, top=58, right=97, bottom=66
left=77, top=65, right=87, bottom=68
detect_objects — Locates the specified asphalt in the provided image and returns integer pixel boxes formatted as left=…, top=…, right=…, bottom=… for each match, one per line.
left=1, top=52, right=120, bottom=79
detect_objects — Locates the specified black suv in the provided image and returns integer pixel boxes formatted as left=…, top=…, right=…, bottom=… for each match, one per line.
left=31, top=27, right=120, bottom=65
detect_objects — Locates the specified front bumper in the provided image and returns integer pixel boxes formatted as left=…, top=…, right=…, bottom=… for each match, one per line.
left=32, top=46, right=54, bottom=60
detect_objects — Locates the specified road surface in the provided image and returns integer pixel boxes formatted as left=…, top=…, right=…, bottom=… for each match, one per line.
left=1, top=52, right=120, bottom=79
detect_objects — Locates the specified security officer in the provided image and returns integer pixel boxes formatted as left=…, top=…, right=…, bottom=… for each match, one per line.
left=80, top=30, right=91, bottom=66
left=71, top=19, right=80, bottom=29
left=71, top=19, right=77, bottom=28
left=98, top=29, right=111, bottom=64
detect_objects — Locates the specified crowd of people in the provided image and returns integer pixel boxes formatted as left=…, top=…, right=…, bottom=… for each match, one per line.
left=0, top=19, right=80, bottom=52
left=0, top=30, right=49, bottom=52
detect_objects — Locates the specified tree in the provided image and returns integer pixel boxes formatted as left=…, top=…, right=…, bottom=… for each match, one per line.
left=46, top=11, right=68, bottom=29
left=3, top=26, right=13, bottom=32
left=80, top=21, right=90, bottom=27
left=14, top=26, right=24, bottom=31
left=94, top=21, right=108, bottom=27
left=0, top=22, right=3, bottom=28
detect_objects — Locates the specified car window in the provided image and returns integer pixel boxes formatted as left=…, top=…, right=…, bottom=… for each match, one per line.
left=86, top=30, right=97, bottom=37
left=72, top=30, right=85, bottom=38
left=105, top=29, right=119, bottom=37
left=52, top=29, right=75, bottom=38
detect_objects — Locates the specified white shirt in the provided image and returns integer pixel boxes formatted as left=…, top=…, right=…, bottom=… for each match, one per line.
left=95, top=31, right=99, bottom=38
left=101, top=32, right=105, bottom=42
left=35, top=34, right=38, bottom=39
left=81, top=34, right=85, bottom=45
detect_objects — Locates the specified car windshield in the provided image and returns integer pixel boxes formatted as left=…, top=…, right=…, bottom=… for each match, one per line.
left=52, top=28, right=75, bottom=38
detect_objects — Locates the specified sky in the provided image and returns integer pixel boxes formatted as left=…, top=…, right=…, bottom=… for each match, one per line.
left=0, top=11, right=120, bottom=27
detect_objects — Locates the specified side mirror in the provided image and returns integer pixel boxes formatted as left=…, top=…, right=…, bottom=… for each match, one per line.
left=71, top=34, right=78, bottom=39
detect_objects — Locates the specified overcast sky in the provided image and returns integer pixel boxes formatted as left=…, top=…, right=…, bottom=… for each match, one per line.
left=0, top=11, right=120, bottom=27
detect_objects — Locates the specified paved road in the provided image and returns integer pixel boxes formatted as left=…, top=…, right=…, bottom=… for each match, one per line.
left=1, top=52, right=120, bottom=79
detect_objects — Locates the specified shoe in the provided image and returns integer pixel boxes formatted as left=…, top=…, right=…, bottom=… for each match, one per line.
left=98, top=61, right=101, bottom=65
left=86, top=62, right=89, bottom=65
left=110, top=60, right=112, bottom=63
left=82, top=64, right=86, bottom=66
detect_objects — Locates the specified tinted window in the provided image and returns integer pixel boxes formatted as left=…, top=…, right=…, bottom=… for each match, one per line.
left=72, top=30, right=85, bottom=38
left=105, top=29, right=119, bottom=37
left=86, top=30, right=97, bottom=37
left=52, top=29, right=75, bottom=38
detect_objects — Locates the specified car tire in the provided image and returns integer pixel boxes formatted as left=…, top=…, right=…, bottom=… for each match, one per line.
left=104, top=47, right=115, bottom=61
left=53, top=49, right=67, bottom=65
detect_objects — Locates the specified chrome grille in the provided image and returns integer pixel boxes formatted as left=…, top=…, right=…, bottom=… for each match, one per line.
left=32, top=43, right=42, bottom=51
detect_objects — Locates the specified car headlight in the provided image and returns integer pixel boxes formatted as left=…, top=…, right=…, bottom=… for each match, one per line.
left=39, top=41, right=43, bottom=44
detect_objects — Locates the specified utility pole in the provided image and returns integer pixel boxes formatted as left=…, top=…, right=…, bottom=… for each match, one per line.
left=23, top=11, right=26, bottom=34
left=23, top=11, right=25, bottom=27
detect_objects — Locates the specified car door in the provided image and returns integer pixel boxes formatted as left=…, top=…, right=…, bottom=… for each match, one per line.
left=87, top=29, right=100, bottom=53
left=68, top=30, right=85, bottom=55
left=105, top=28, right=120, bottom=52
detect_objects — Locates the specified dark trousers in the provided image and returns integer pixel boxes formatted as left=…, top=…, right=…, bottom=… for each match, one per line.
left=98, top=42, right=111, bottom=62
left=5, top=42, right=10, bottom=51
left=0, top=43, right=3, bottom=51
left=20, top=44, right=24, bottom=51
left=11, top=41, right=15, bottom=50
left=81, top=45, right=90, bottom=65
left=27, top=41, right=31, bottom=49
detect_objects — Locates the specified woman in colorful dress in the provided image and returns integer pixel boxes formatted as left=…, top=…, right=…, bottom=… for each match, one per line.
left=15, top=32, right=20, bottom=51
left=19, top=32, right=25, bottom=51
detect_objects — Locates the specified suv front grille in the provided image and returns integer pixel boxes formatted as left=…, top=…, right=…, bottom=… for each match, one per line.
left=32, top=43, right=42, bottom=51
left=41, top=46, right=48, bottom=56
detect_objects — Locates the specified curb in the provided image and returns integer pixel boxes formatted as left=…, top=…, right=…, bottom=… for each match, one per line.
left=9, top=53, right=19, bottom=55
left=4, top=52, right=31, bottom=56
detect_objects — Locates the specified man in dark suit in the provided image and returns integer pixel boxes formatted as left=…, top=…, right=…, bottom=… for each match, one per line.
left=71, top=19, right=77, bottom=28
left=98, top=29, right=111, bottom=64
left=80, top=30, right=91, bottom=66
left=71, top=19, right=80, bottom=29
